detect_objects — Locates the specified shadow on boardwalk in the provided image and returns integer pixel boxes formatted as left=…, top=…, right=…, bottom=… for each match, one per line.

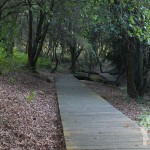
left=56, top=74, right=150, bottom=150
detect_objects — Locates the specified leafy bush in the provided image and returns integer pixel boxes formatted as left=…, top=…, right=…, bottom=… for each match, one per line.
left=90, top=74, right=102, bottom=82
left=37, top=56, right=51, bottom=69
left=13, top=48, right=28, bottom=66
left=0, top=48, right=12, bottom=74
left=138, top=111, right=150, bottom=130
left=0, top=57, right=14, bottom=74
left=0, top=47, right=51, bottom=74
left=0, top=48, right=27, bottom=74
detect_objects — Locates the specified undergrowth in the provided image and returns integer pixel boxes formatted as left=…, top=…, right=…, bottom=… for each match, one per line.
left=0, top=47, right=51, bottom=74
left=138, top=110, right=150, bottom=130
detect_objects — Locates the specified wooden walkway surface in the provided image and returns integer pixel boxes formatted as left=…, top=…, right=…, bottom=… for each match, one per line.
left=56, top=74, right=150, bottom=150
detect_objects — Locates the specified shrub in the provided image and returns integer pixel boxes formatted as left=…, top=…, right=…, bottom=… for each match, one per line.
left=90, top=74, right=102, bottom=82
left=138, top=111, right=150, bottom=130
left=37, top=56, right=51, bottom=69
left=0, top=47, right=51, bottom=74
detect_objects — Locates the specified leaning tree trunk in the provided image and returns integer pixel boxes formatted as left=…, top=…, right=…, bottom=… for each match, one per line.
left=33, top=24, right=49, bottom=64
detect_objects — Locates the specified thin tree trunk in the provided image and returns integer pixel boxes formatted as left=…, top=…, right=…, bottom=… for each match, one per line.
left=70, top=45, right=76, bottom=73
left=27, top=0, right=34, bottom=70
left=51, top=47, right=59, bottom=73
left=139, top=77, right=147, bottom=97
left=32, top=10, right=45, bottom=59
left=33, top=24, right=49, bottom=64
left=96, top=56, right=103, bottom=73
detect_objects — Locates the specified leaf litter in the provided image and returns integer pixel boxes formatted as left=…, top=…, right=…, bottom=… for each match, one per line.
left=0, top=71, right=65, bottom=150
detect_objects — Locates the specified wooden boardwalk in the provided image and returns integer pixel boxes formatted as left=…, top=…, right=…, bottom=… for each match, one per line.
left=56, top=74, right=150, bottom=150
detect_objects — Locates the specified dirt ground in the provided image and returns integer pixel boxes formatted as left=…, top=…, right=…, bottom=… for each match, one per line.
left=0, top=71, right=65, bottom=150
left=1, top=68, right=150, bottom=150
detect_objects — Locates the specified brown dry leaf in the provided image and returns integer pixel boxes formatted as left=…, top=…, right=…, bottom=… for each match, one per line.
left=124, top=123, right=129, bottom=128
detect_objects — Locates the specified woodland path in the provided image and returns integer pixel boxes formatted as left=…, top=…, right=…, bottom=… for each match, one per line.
left=56, top=74, right=150, bottom=150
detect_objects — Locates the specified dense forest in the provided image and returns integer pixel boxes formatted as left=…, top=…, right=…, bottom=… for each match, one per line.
left=0, top=0, right=150, bottom=99
left=1, top=0, right=150, bottom=149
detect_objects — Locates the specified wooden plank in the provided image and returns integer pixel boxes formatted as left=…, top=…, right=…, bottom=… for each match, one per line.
left=56, top=74, right=150, bottom=150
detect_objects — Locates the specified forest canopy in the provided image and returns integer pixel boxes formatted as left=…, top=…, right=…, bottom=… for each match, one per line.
left=0, top=0, right=150, bottom=98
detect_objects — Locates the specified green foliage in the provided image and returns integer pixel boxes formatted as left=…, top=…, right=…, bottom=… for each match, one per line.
left=0, top=47, right=27, bottom=74
left=13, top=48, right=28, bottom=66
left=109, top=0, right=150, bottom=45
left=0, top=48, right=13, bottom=74
left=14, top=49, right=51, bottom=69
left=90, top=74, right=101, bottom=82
left=0, top=47, right=7, bottom=60
left=26, top=91, right=36, bottom=103
left=138, top=111, right=150, bottom=130
left=0, top=46, right=52, bottom=74
left=0, top=58, right=14, bottom=75
left=37, top=56, right=51, bottom=69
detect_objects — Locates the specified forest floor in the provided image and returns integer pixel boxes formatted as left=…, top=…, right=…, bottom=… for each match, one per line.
left=1, top=67, right=150, bottom=150
left=0, top=70, right=65, bottom=150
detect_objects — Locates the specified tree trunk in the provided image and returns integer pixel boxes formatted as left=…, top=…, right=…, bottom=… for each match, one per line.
left=7, top=41, right=14, bottom=57
left=88, top=53, right=92, bottom=77
left=27, top=0, right=34, bottom=71
left=27, top=3, right=48, bottom=71
left=60, top=42, right=65, bottom=63
left=134, top=39, right=143, bottom=94
left=126, top=55, right=138, bottom=98
left=69, top=45, right=76, bottom=73
left=126, top=38, right=138, bottom=98
left=33, top=24, right=49, bottom=64
left=139, top=77, right=147, bottom=97
left=51, top=47, right=59, bottom=73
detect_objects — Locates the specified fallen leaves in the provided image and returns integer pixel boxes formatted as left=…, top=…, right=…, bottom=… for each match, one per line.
left=0, top=71, right=65, bottom=150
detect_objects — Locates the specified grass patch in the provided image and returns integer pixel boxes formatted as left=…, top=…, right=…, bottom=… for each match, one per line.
left=0, top=48, right=51, bottom=74
left=13, top=50, right=28, bottom=66
left=90, top=74, right=101, bottom=82
left=0, top=48, right=27, bottom=74
left=37, top=56, right=51, bottom=69
left=26, top=90, right=36, bottom=103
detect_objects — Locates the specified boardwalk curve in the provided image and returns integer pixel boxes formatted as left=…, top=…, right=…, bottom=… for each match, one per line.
left=56, top=74, right=150, bottom=150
